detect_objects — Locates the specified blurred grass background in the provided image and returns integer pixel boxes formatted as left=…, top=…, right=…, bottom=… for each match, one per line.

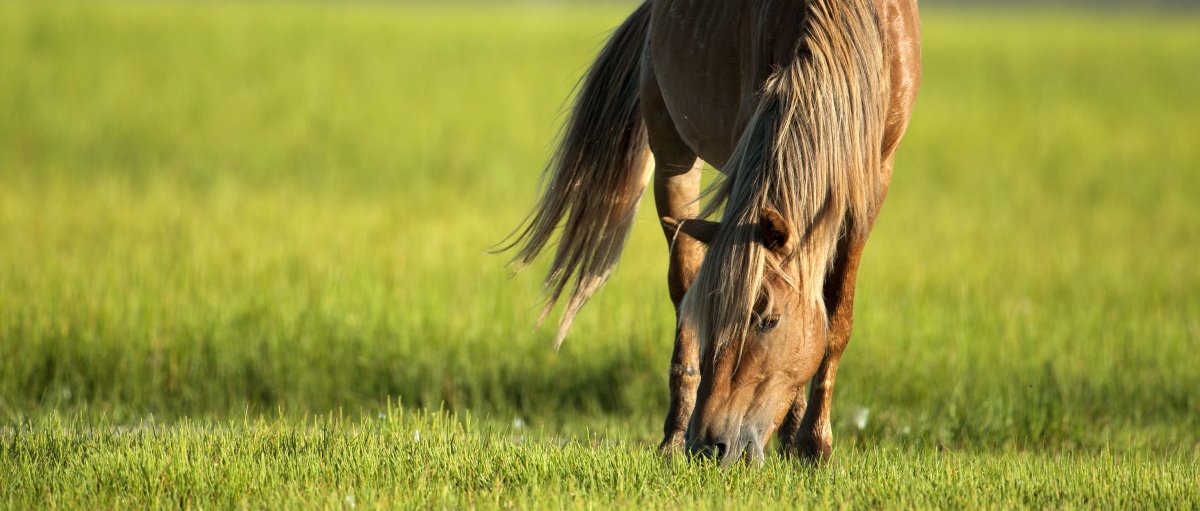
left=1, top=0, right=1198, bottom=456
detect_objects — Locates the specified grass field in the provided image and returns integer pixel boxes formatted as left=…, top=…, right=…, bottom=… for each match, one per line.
left=2, top=1, right=1198, bottom=508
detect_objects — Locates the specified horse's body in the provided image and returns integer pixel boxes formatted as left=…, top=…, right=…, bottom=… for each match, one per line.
left=506, top=0, right=920, bottom=464
left=649, top=0, right=920, bottom=171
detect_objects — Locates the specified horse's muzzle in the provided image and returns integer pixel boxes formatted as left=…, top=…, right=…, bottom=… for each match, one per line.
left=688, top=425, right=766, bottom=467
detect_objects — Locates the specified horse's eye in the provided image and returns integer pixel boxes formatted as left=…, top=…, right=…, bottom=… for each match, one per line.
left=758, top=315, right=781, bottom=333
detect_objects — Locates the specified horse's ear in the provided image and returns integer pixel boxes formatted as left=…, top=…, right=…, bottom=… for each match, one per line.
left=759, top=208, right=794, bottom=255
left=661, top=217, right=719, bottom=246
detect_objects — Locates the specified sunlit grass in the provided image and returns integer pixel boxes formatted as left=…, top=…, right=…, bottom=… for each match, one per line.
left=5, top=409, right=1198, bottom=509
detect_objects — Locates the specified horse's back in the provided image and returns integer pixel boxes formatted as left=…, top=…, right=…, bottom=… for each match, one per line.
left=644, top=0, right=921, bottom=170
left=647, top=0, right=808, bottom=169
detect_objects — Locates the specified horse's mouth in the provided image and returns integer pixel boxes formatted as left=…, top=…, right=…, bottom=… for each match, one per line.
left=687, top=425, right=768, bottom=467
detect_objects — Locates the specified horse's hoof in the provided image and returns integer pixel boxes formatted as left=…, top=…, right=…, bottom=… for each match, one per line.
left=780, top=438, right=834, bottom=464
left=657, top=434, right=687, bottom=460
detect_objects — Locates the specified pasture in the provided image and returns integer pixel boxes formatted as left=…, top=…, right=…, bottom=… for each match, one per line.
left=1, top=1, right=1198, bottom=508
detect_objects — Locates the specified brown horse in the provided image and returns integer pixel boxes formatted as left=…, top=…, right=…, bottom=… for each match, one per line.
left=504, top=0, right=920, bottom=465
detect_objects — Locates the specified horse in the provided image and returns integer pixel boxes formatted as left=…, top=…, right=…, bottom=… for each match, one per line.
left=503, top=0, right=921, bottom=465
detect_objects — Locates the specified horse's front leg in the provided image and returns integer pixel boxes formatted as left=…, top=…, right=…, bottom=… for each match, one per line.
left=653, top=157, right=705, bottom=457
left=642, top=70, right=705, bottom=456
left=786, top=153, right=897, bottom=459
left=780, top=230, right=869, bottom=461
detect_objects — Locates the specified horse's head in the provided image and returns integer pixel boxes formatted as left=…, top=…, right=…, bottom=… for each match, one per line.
left=666, top=208, right=829, bottom=465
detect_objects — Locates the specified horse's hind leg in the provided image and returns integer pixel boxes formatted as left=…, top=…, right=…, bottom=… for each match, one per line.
left=642, top=65, right=705, bottom=456
left=776, top=388, right=808, bottom=452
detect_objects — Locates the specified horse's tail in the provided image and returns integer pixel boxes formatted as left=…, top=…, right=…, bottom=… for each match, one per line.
left=499, top=2, right=652, bottom=348
left=682, top=0, right=889, bottom=355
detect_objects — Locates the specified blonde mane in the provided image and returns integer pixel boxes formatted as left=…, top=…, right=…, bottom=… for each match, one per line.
left=681, top=0, right=890, bottom=357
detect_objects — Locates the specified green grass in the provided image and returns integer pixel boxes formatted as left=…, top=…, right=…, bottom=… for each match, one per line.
left=6, top=410, right=1199, bottom=509
left=1, top=1, right=1198, bottom=508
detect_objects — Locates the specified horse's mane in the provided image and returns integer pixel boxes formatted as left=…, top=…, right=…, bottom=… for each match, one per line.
left=681, top=0, right=890, bottom=358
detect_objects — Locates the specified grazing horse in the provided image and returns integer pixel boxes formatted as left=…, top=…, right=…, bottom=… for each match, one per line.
left=504, top=0, right=921, bottom=465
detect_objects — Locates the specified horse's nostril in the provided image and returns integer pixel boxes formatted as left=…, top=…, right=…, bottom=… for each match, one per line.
left=714, top=441, right=728, bottom=458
